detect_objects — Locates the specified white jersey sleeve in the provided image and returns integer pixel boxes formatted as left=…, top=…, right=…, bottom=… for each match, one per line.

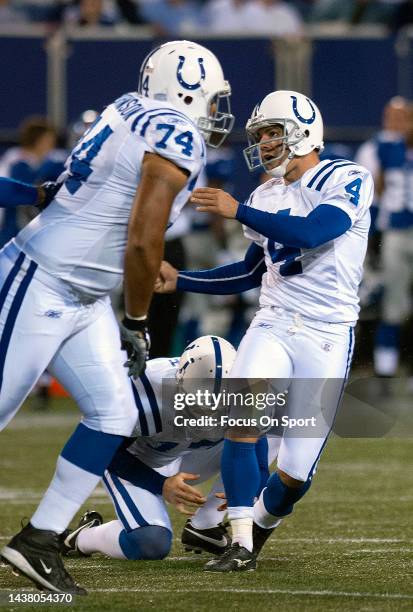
left=316, top=163, right=374, bottom=224
left=137, top=113, right=205, bottom=181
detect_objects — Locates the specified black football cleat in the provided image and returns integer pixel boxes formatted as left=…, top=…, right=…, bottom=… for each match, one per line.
left=182, top=520, right=231, bottom=556
left=0, top=523, right=86, bottom=594
left=61, top=511, right=103, bottom=557
left=204, top=542, right=256, bottom=572
left=253, top=521, right=279, bottom=557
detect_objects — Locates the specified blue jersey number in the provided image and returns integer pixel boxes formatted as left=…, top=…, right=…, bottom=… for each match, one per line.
left=155, top=124, right=193, bottom=157
left=345, top=177, right=362, bottom=206
left=267, top=208, right=303, bottom=277
left=66, top=124, right=113, bottom=195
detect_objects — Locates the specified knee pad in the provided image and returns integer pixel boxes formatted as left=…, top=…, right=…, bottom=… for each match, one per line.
left=119, top=526, right=172, bottom=561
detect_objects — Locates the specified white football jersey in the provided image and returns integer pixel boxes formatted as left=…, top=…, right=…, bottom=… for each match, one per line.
left=244, top=159, right=374, bottom=324
left=14, top=93, right=206, bottom=298
left=128, top=357, right=224, bottom=469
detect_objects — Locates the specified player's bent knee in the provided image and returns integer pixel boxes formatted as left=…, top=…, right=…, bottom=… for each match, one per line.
left=277, top=468, right=305, bottom=489
left=119, top=526, right=172, bottom=560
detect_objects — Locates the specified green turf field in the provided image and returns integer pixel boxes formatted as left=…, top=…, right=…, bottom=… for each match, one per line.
left=0, top=400, right=412, bottom=611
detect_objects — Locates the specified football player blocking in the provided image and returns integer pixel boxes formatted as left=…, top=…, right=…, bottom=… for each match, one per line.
left=62, top=336, right=279, bottom=561
left=0, top=41, right=233, bottom=593
left=157, top=90, right=374, bottom=571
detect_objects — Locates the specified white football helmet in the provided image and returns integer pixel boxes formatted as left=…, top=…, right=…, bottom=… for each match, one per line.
left=176, top=335, right=236, bottom=390
left=138, top=40, right=234, bottom=148
left=243, top=90, right=324, bottom=177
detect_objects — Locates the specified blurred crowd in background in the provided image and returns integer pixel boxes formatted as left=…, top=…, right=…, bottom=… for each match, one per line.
left=2, top=0, right=413, bottom=32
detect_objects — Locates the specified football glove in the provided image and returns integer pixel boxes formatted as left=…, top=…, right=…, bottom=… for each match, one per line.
left=119, top=316, right=151, bottom=378
left=38, top=181, right=62, bottom=210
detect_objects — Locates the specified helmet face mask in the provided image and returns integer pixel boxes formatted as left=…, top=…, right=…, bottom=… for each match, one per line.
left=243, top=91, right=324, bottom=174
left=243, top=117, right=304, bottom=173
left=138, top=40, right=234, bottom=148
left=198, top=92, right=234, bottom=148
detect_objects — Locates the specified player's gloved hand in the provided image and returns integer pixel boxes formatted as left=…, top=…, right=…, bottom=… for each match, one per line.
left=37, top=181, right=62, bottom=210
left=119, top=316, right=151, bottom=378
left=163, top=472, right=206, bottom=516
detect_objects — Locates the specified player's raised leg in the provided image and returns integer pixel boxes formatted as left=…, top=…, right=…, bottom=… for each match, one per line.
left=254, top=324, right=355, bottom=555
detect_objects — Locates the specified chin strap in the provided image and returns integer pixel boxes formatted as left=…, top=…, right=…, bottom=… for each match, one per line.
left=267, top=151, right=295, bottom=179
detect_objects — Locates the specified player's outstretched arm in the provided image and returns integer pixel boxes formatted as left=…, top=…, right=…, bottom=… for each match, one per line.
left=190, top=187, right=239, bottom=219
left=0, top=177, right=40, bottom=208
left=0, top=177, right=61, bottom=210
left=121, top=153, right=189, bottom=377
left=177, top=241, right=266, bottom=295
left=154, top=243, right=265, bottom=295
left=191, top=187, right=354, bottom=249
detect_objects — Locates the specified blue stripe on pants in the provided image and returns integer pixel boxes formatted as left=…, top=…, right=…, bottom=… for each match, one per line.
left=103, top=472, right=131, bottom=531
left=307, top=327, right=354, bottom=479
left=0, top=259, right=37, bottom=391
left=0, top=251, right=25, bottom=314
left=109, top=471, right=149, bottom=529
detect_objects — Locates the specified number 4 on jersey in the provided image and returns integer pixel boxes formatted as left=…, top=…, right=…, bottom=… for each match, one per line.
left=345, top=177, right=362, bottom=206
left=66, top=125, right=113, bottom=195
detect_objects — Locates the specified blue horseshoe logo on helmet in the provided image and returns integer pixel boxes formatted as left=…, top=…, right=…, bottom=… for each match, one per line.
left=291, top=95, right=316, bottom=124
left=177, top=55, right=205, bottom=90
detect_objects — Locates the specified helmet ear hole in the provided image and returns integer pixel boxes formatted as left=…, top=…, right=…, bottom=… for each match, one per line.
left=304, top=129, right=310, bottom=137
left=183, top=95, right=193, bottom=105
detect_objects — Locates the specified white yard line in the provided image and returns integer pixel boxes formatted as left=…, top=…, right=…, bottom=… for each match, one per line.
left=0, top=586, right=412, bottom=600
left=87, top=587, right=413, bottom=600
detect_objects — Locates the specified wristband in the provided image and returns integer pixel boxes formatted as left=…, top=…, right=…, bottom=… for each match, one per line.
left=122, top=315, right=148, bottom=332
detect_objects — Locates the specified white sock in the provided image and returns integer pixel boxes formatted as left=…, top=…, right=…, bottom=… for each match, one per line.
left=77, top=520, right=126, bottom=559
left=254, top=489, right=283, bottom=529
left=31, top=456, right=100, bottom=533
left=191, top=477, right=225, bottom=530
left=229, top=517, right=253, bottom=552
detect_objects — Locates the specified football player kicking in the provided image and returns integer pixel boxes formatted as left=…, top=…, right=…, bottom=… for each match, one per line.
left=0, top=41, right=233, bottom=593
left=60, top=336, right=279, bottom=562
left=156, top=90, right=374, bottom=571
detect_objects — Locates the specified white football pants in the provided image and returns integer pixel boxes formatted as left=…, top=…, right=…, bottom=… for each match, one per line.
left=229, top=306, right=355, bottom=481
left=0, top=243, right=136, bottom=435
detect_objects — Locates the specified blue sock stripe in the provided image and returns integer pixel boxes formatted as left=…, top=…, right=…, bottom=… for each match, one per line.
left=211, top=336, right=222, bottom=395
left=103, top=472, right=131, bottom=531
left=0, top=259, right=37, bottom=392
left=139, top=373, right=162, bottom=433
left=130, top=380, right=149, bottom=436
left=308, top=326, right=354, bottom=479
left=109, top=471, right=149, bottom=528
left=0, top=251, right=25, bottom=315
left=60, top=423, right=124, bottom=476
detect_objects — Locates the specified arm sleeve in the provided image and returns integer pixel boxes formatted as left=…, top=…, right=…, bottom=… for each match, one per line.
left=235, top=203, right=352, bottom=249
left=0, top=177, right=38, bottom=208
left=177, top=242, right=266, bottom=295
